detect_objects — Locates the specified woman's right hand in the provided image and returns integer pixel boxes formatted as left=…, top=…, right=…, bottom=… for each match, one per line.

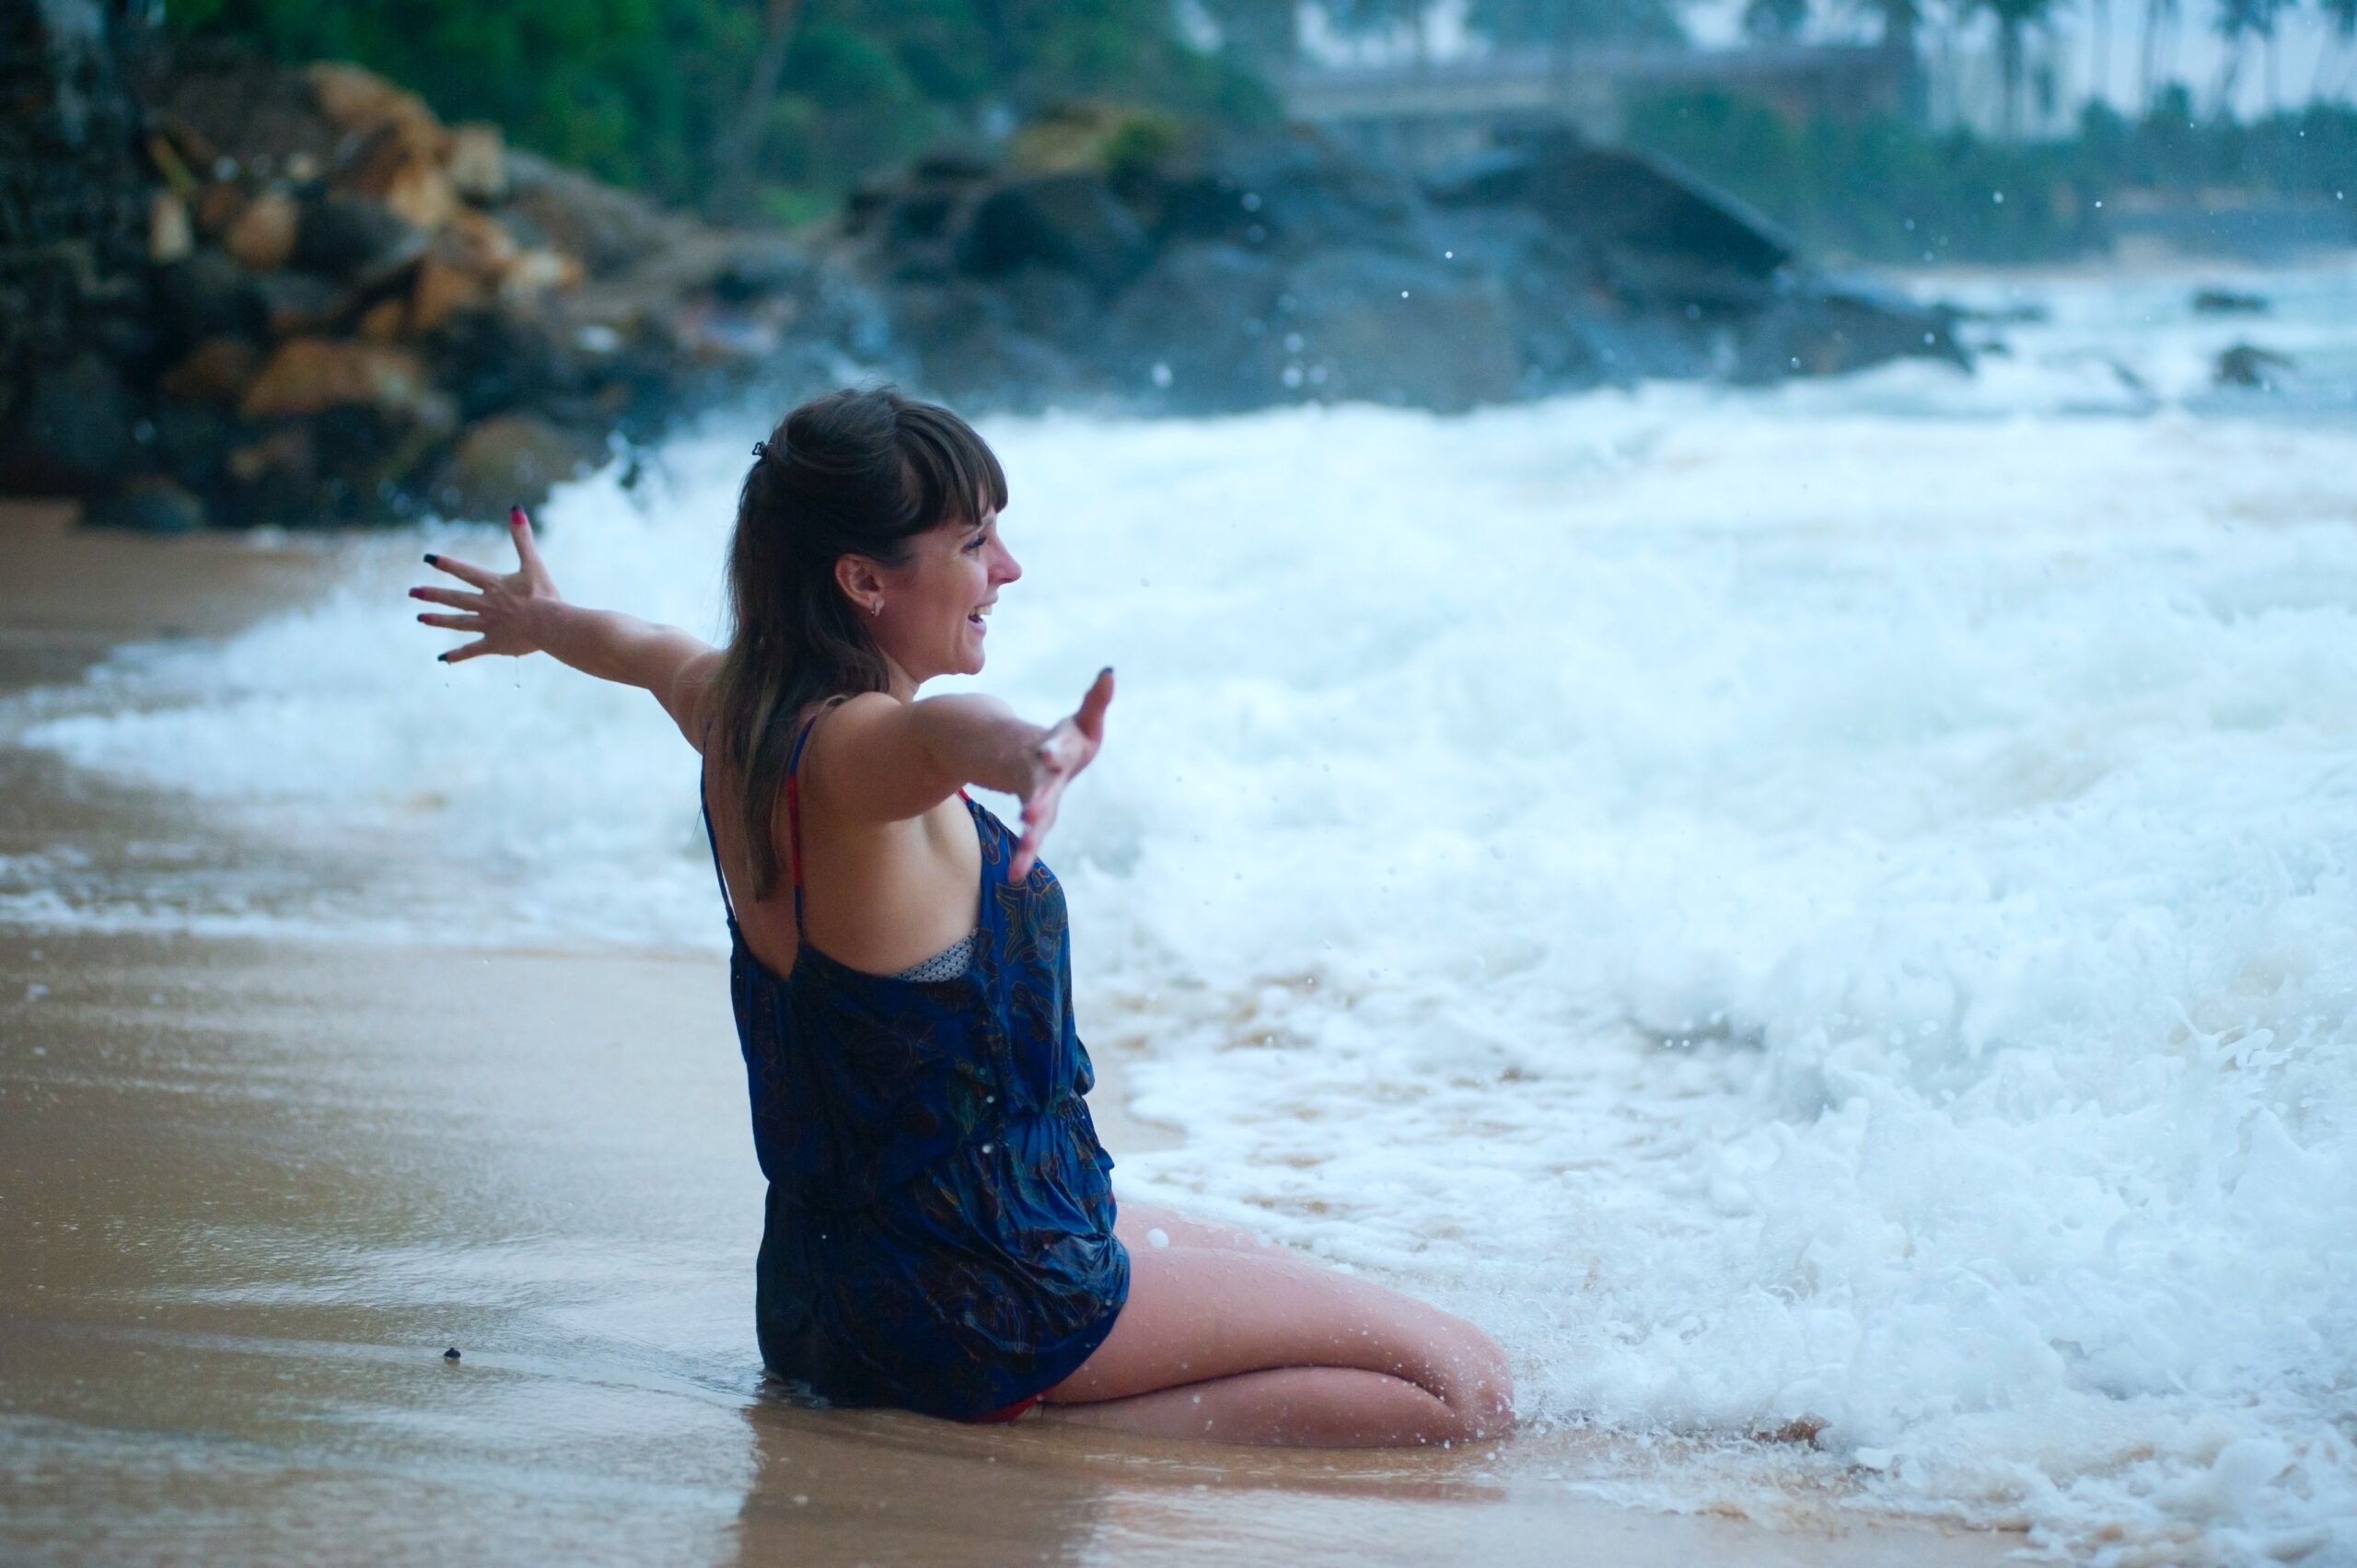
left=410, top=506, right=562, bottom=664
left=1010, top=668, right=1114, bottom=882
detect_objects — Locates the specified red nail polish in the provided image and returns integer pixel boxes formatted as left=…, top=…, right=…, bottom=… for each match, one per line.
left=510, top=506, right=528, bottom=527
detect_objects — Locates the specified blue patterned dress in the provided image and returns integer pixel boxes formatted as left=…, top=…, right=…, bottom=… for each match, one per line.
left=701, top=700, right=1130, bottom=1421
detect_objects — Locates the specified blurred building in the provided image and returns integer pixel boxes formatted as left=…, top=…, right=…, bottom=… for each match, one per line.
left=1280, top=41, right=1919, bottom=166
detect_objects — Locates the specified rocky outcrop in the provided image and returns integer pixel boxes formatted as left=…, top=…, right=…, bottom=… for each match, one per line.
left=822, top=114, right=1968, bottom=414
left=1, top=43, right=882, bottom=528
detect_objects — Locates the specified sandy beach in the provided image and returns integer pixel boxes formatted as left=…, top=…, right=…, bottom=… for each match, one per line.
left=0, top=500, right=2019, bottom=1564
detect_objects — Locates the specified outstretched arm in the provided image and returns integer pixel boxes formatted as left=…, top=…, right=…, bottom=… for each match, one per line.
left=808, top=669, right=1115, bottom=882
left=410, top=507, right=721, bottom=748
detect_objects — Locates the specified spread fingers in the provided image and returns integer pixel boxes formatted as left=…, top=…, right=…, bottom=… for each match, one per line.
left=409, top=586, right=480, bottom=610
left=422, top=552, right=498, bottom=590
left=416, top=612, right=483, bottom=631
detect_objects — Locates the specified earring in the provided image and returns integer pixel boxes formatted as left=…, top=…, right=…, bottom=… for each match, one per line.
left=868, top=600, right=883, bottom=617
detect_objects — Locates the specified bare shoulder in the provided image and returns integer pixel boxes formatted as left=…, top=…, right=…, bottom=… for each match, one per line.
left=661, top=647, right=727, bottom=750
left=801, top=691, right=961, bottom=824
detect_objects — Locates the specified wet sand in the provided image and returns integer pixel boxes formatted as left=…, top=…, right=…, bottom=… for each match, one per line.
left=0, top=503, right=2016, bottom=1564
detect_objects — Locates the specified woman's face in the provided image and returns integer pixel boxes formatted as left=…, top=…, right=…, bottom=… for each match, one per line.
left=871, top=505, right=1021, bottom=683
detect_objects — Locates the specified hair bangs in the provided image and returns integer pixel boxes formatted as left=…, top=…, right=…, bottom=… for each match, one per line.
left=898, top=403, right=1008, bottom=533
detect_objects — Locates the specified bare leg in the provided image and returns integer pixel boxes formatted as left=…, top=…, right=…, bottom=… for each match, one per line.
left=1039, top=1240, right=1515, bottom=1448
left=1114, top=1200, right=1283, bottom=1257
left=1049, top=1366, right=1460, bottom=1447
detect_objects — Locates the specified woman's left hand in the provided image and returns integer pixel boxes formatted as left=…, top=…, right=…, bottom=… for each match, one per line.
left=410, top=507, right=562, bottom=664
left=1011, top=668, right=1114, bottom=882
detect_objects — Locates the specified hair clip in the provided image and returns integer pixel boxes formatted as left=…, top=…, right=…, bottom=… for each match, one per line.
left=750, top=440, right=768, bottom=459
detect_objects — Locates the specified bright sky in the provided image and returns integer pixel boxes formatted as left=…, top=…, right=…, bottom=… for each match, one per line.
left=1294, top=0, right=2357, bottom=118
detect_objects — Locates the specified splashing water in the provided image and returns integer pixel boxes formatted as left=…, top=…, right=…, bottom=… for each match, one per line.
left=9, top=262, right=2357, bottom=1562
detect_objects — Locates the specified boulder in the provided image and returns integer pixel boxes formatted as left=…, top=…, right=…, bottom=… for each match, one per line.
left=148, top=191, right=193, bottom=263
left=431, top=413, right=608, bottom=518
left=1734, top=278, right=1968, bottom=383
left=222, top=188, right=301, bottom=272
left=1278, top=248, right=1521, bottom=410
left=410, top=253, right=490, bottom=332
left=2191, top=287, right=2268, bottom=316
left=335, top=121, right=458, bottom=232
left=504, top=149, right=681, bottom=277
left=2214, top=343, right=2293, bottom=389
left=447, top=124, right=508, bottom=203
left=954, top=174, right=1153, bottom=294
left=151, top=249, right=268, bottom=343
left=4, top=354, right=137, bottom=492
left=239, top=337, right=450, bottom=432
left=1428, top=138, right=1791, bottom=309
left=253, top=271, right=349, bottom=339
left=296, top=195, right=427, bottom=288
left=1098, top=242, right=1284, bottom=410
left=158, top=336, right=263, bottom=404
left=305, top=62, right=440, bottom=142
left=87, top=476, right=208, bottom=532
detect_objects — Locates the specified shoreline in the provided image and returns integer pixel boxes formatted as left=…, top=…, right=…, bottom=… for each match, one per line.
left=0, top=504, right=2016, bottom=1562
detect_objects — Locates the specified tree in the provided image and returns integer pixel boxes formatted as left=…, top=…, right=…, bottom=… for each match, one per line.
left=1965, top=0, right=2060, bottom=136
left=1745, top=0, right=1812, bottom=41
left=2319, top=0, right=2357, bottom=99
left=2139, top=0, right=2179, bottom=110
left=709, top=0, right=807, bottom=215
left=1465, top=0, right=1687, bottom=51
left=2211, top=0, right=2292, bottom=111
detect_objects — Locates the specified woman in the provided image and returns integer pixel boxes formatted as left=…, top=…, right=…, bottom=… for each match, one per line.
left=411, top=387, right=1514, bottom=1447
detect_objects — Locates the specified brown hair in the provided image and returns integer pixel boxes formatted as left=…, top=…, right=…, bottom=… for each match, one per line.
left=708, top=386, right=1007, bottom=900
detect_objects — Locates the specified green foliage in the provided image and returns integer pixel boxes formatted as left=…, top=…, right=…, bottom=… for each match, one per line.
left=162, top=0, right=1271, bottom=213
left=1467, top=0, right=1686, bottom=48
left=1624, top=88, right=2357, bottom=263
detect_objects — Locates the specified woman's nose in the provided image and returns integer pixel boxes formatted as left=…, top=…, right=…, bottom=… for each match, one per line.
left=996, top=547, right=1022, bottom=584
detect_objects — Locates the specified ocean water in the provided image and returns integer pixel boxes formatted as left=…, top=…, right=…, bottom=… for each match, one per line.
left=7, top=261, right=2356, bottom=1563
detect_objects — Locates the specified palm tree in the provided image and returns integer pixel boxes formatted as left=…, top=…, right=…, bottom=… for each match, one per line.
left=1966, top=0, right=2060, bottom=136
left=2139, top=0, right=2179, bottom=110
left=2315, top=0, right=2356, bottom=99
left=2090, top=0, right=2111, bottom=102
left=2210, top=0, right=2290, bottom=112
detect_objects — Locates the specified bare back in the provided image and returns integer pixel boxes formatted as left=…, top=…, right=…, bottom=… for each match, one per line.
left=700, top=698, right=982, bottom=979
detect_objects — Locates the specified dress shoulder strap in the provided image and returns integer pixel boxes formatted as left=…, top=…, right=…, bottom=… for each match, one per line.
left=783, top=695, right=850, bottom=929
left=698, top=785, right=737, bottom=925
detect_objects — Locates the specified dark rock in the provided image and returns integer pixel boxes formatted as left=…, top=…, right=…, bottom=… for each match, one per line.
left=505, top=149, right=683, bottom=278
left=432, top=413, right=608, bottom=519
left=1279, top=249, right=1520, bottom=410
left=158, top=336, right=264, bottom=405
left=1154, top=133, right=1429, bottom=260
left=152, top=250, right=268, bottom=344
left=2214, top=343, right=2293, bottom=389
left=296, top=196, right=428, bottom=290
left=221, top=189, right=301, bottom=273
left=5, top=354, right=137, bottom=492
left=240, top=337, right=453, bottom=433
left=1735, top=277, right=1969, bottom=383
left=443, top=1347, right=461, bottom=1361
left=252, top=271, right=349, bottom=339
left=1099, top=243, right=1285, bottom=411
left=955, top=174, right=1154, bottom=294
left=2190, top=288, right=2268, bottom=316
left=87, top=476, right=208, bottom=532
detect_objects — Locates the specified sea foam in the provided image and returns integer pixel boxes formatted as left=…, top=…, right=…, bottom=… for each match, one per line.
left=8, top=263, right=2356, bottom=1562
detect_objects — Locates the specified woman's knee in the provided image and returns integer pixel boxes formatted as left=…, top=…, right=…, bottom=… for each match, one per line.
left=1428, top=1315, right=1516, bottom=1440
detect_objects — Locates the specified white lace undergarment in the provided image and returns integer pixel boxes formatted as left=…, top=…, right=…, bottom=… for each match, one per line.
left=890, top=928, right=977, bottom=982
